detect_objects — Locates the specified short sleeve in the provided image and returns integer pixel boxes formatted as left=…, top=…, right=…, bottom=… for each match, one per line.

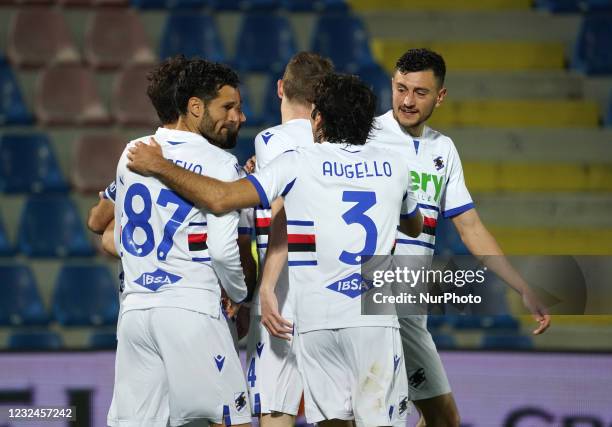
left=246, top=150, right=300, bottom=210
left=440, top=142, right=474, bottom=218
left=254, top=128, right=293, bottom=171
left=103, top=180, right=117, bottom=203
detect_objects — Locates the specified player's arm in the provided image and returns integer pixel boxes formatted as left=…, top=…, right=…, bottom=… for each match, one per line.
left=126, top=138, right=260, bottom=213
left=259, top=198, right=293, bottom=340
left=102, top=219, right=118, bottom=258
left=398, top=172, right=423, bottom=237
left=87, top=196, right=114, bottom=234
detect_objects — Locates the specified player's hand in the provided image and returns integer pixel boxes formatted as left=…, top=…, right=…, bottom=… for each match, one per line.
left=222, top=297, right=242, bottom=319
left=127, top=137, right=165, bottom=176
left=522, top=288, right=551, bottom=335
left=243, top=155, right=256, bottom=174
left=260, top=286, right=293, bottom=340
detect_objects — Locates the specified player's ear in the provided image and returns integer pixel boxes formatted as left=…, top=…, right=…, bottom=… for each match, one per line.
left=277, top=79, right=283, bottom=100
left=188, top=96, right=203, bottom=118
left=435, top=87, right=447, bottom=108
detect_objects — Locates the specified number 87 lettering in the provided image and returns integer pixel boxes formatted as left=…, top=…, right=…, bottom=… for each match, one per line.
left=122, top=183, right=193, bottom=260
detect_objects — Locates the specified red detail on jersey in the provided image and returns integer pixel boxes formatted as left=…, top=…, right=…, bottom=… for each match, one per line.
left=188, top=233, right=207, bottom=243
left=423, top=217, right=437, bottom=228
left=287, top=234, right=316, bottom=244
left=256, top=217, right=271, bottom=228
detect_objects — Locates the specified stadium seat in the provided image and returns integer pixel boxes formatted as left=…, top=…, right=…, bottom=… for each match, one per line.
left=481, top=334, right=533, bottom=350
left=209, top=0, right=278, bottom=10
left=434, top=215, right=470, bottom=256
left=0, top=265, right=49, bottom=326
left=482, top=315, right=520, bottom=331
left=52, top=265, right=119, bottom=326
left=0, top=61, right=33, bottom=125
left=0, top=214, right=13, bottom=256
left=260, top=74, right=282, bottom=125
left=230, top=136, right=256, bottom=165
left=606, top=92, right=612, bottom=126
left=534, top=0, right=581, bottom=12
left=8, top=331, right=63, bottom=351
left=35, top=64, right=110, bottom=125
left=447, top=314, right=484, bottom=329
left=234, top=13, right=296, bottom=73
left=357, top=63, right=391, bottom=115
left=130, top=0, right=167, bottom=7
left=17, top=195, right=95, bottom=257
left=85, top=9, right=155, bottom=69
left=159, top=13, right=225, bottom=62
left=71, top=133, right=127, bottom=194
left=112, top=64, right=159, bottom=126
left=311, top=14, right=374, bottom=73
left=586, top=0, right=612, bottom=11
left=240, top=85, right=263, bottom=127
left=432, top=334, right=456, bottom=350
left=571, top=13, right=612, bottom=75
left=89, top=331, right=117, bottom=350
left=427, top=315, right=447, bottom=330
left=0, top=134, right=68, bottom=194
left=281, top=0, right=349, bottom=11
left=7, top=8, right=80, bottom=68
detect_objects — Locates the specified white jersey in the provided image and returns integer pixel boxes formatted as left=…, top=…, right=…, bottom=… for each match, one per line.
left=253, top=118, right=313, bottom=317
left=114, top=127, right=247, bottom=318
left=370, top=110, right=474, bottom=256
left=247, top=142, right=418, bottom=333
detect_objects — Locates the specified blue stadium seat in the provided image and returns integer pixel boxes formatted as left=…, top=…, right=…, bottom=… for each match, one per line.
left=260, top=74, right=282, bottom=125
left=165, top=0, right=208, bottom=8
left=311, top=14, right=374, bottom=73
left=131, top=0, right=167, bottom=8
left=432, top=334, right=456, bottom=350
left=8, top=331, right=63, bottom=351
left=534, top=0, right=581, bottom=12
left=481, top=315, right=520, bottom=331
left=234, top=13, right=296, bottom=73
left=0, top=213, right=14, bottom=256
left=481, top=334, right=533, bottom=350
left=210, top=0, right=279, bottom=10
left=52, top=265, right=119, bottom=326
left=427, top=315, right=447, bottom=330
left=571, top=13, right=612, bottom=75
left=0, top=61, right=32, bottom=125
left=0, top=134, right=67, bottom=194
left=357, top=63, right=392, bottom=115
left=282, top=0, right=349, bottom=11
left=0, top=265, right=49, bottom=326
left=89, top=331, right=117, bottom=350
left=240, top=85, right=264, bottom=127
left=434, top=215, right=469, bottom=256
left=586, top=0, right=612, bottom=11
left=230, top=136, right=256, bottom=165
left=159, top=13, right=225, bottom=62
left=447, top=314, right=484, bottom=329
left=17, top=195, right=94, bottom=257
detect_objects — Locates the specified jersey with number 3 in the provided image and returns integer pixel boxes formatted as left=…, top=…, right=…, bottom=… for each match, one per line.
left=247, top=142, right=417, bottom=333
left=114, top=127, right=247, bottom=318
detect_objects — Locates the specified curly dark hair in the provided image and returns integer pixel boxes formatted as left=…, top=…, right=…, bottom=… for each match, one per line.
left=311, top=73, right=376, bottom=146
left=174, top=59, right=240, bottom=115
left=147, top=55, right=188, bottom=124
left=396, top=48, right=446, bottom=87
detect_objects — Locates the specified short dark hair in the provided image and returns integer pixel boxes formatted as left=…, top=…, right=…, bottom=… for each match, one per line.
left=282, top=52, right=334, bottom=106
left=312, top=73, right=376, bottom=146
left=174, top=59, right=240, bottom=115
left=395, top=48, right=446, bottom=87
left=147, top=55, right=188, bottom=124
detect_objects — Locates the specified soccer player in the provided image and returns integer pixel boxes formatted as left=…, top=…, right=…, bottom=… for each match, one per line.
left=370, top=48, right=551, bottom=427
left=107, top=59, right=252, bottom=427
left=126, top=72, right=424, bottom=426
left=248, top=51, right=334, bottom=426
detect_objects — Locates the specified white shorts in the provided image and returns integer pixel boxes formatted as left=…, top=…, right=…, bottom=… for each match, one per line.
left=399, top=316, right=451, bottom=401
left=245, top=315, right=302, bottom=416
left=297, top=327, right=410, bottom=426
left=107, top=307, right=251, bottom=427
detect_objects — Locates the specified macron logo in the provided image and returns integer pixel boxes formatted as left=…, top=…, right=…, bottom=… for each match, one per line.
left=134, top=268, right=181, bottom=291
left=215, top=355, right=225, bottom=372
left=262, top=132, right=274, bottom=145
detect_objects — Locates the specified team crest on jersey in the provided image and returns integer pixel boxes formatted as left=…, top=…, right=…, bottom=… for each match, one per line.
left=326, top=273, right=372, bottom=299
left=234, top=392, right=247, bottom=413
left=433, top=156, right=444, bottom=171
left=261, top=131, right=274, bottom=145
left=398, top=395, right=409, bottom=418
left=134, top=268, right=181, bottom=291
left=408, top=367, right=427, bottom=389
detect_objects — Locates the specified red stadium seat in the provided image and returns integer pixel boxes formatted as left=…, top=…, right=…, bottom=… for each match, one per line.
left=112, top=64, right=159, bottom=126
left=35, top=64, right=110, bottom=125
left=7, top=8, right=80, bottom=68
left=85, top=9, right=155, bottom=69
left=71, top=133, right=126, bottom=194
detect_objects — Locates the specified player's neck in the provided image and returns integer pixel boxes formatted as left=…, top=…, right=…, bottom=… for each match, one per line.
left=175, top=116, right=199, bottom=136
left=281, top=99, right=311, bottom=124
